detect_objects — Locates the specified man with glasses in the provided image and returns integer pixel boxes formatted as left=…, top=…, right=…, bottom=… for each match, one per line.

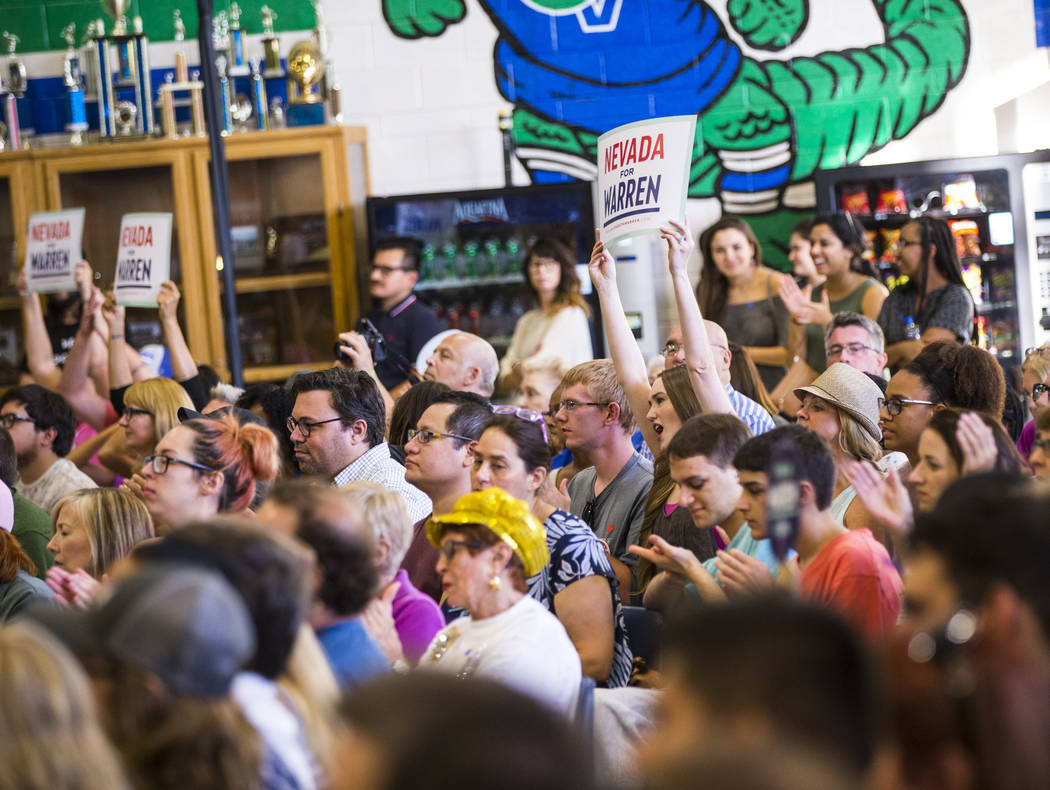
left=400, top=391, right=492, bottom=601
left=824, top=312, right=888, bottom=379
left=349, top=237, right=443, bottom=396
left=559, top=360, right=653, bottom=596
left=289, top=368, right=429, bottom=521
left=0, top=385, right=95, bottom=514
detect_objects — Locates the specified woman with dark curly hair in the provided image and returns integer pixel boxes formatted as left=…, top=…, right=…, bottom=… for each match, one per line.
left=499, top=237, right=592, bottom=392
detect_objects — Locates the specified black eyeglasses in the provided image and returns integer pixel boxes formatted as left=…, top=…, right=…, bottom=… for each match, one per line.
left=0, top=413, right=35, bottom=430
left=555, top=399, right=610, bottom=413
left=1025, top=383, right=1050, bottom=402
left=407, top=428, right=473, bottom=445
left=883, top=396, right=938, bottom=417
left=1032, top=436, right=1050, bottom=455
left=119, top=406, right=152, bottom=423
left=826, top=342, right=875, bottom=357
left=287, top=416, right=342, bottom=438
left=438, top=540, right=486, bottom=561
left=492, top=405, right=550, bottom=443
left=143, top=454, right=217, bottom=475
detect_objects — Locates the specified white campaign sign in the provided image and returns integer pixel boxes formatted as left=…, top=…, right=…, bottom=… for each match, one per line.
left=114, top=213, right=173, bottom=307
left=24, top=208, right=85, bottom=293
left=596, top=115, right=697, bottom=245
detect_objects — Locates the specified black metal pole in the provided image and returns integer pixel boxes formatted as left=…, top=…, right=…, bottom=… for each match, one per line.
left=196, top=0, right=244, bottom=386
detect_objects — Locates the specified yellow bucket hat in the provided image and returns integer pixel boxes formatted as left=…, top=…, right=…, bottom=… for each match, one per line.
left=426, top=488, right=549, bottom=577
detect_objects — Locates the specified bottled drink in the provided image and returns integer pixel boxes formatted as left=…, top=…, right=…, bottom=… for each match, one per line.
left=904, top=316, right=920, bottom=341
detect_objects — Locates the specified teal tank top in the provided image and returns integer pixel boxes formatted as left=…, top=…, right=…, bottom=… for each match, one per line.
left=804, top=278, right=879, bottom=373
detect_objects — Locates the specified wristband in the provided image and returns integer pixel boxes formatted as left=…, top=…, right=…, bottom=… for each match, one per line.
left=110, top=333, right=125, bottom=340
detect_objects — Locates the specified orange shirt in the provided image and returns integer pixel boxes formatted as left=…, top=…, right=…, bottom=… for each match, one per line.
left=799, top=529, right=902, bottom=639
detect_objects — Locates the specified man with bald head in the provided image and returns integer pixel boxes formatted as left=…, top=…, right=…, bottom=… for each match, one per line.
left=662, top=322, right=774, bottom=436
left=423, top=331, right=498, bottom=397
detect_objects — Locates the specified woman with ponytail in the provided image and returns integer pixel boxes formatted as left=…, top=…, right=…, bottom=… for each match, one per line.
left=124, top=414, right=280, bottom=533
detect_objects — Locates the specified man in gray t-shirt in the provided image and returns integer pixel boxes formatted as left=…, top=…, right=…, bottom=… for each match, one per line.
left=556, top=360, right=654, bottom=598
left=569, top=451, right=654, bottom=569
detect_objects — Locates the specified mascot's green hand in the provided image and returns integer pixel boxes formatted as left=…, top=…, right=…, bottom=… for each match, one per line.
left=383, top=0, right=466, bottom=38
left=727, top=0, right=808, bottom=50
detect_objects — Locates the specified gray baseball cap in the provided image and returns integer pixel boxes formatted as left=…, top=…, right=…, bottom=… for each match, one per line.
left=26, top=564, right=255, bottom=698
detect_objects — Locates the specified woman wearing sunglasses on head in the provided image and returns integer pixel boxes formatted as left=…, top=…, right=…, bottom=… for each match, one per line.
left=122, top=414, right=280, bottom=533
left=423, top=487, right=582, bottom=716
left=472, top=409, right=632, bottom=687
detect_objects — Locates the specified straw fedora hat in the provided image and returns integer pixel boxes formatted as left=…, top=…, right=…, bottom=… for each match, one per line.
left=794, top=363, right=884, bottom=441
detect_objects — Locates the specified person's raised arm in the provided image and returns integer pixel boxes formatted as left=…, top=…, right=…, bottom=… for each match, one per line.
left=103, top=292, right=134, bottom=394
left=157, top=281, right=199, bottom=382
left=17, top=269, right=62, bottom=390
left=59, top=285, right=113, bottom=430
left=662, top=219, right=733, bottom=414
left=589, top=231, right=660, bottom=454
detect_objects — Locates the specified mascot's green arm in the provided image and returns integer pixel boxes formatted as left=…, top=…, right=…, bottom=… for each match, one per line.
left=383, top=0, right=467, bottom=39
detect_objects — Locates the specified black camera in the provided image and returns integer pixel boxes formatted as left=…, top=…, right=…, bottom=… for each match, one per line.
left=334, top=318, right=388, bottom=365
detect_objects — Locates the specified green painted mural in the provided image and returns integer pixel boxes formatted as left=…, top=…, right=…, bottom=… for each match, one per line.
left=382, top=0, right=971, bottom=268
left=0, top=0, right=315, bottom=53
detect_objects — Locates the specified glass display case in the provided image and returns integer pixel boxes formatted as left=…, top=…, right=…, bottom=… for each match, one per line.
left=195, top=126, right=367, bottom=382
left=0, top=125, right=368, bottom=384
left=0, top=157, right=41, bottom=386
left=37, top=140, right=207, bottom=361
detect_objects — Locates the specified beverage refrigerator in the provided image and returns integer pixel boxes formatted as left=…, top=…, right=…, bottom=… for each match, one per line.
left=814, top=150, right=1050, bottom=373
left=365, top=182, right=605, bottom=368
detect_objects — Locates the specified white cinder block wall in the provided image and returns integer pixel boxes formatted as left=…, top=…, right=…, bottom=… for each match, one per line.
left=323, top=0, right=1050, bottom=199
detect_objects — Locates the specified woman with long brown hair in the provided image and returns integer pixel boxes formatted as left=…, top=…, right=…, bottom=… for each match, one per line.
left=499, top=237, right=592, bottom=392
left=697, top=217, right=792, bottom=390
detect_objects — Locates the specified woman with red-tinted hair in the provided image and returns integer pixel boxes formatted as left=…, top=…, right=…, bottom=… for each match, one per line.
left=123, top=414, right=279, bottom=533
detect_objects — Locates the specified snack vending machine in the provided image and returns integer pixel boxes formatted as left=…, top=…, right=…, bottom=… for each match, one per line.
left=815, top=150, right=1050, bottom=368
left=365, top=183, right=603, bottom=367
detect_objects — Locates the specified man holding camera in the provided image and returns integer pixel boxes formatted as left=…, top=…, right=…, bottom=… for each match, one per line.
left=341, top=237, right=443, bottom=398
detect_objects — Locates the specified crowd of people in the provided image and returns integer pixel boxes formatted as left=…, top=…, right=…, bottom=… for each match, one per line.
left=1, top=212, right=1048, bottom=790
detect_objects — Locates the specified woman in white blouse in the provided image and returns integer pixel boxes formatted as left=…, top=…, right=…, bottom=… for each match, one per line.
left=500, top=238, right=593, bottom=392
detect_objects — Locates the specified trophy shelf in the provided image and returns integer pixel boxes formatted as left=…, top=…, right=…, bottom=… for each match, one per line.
left=0, top=124, right=369, bottom=383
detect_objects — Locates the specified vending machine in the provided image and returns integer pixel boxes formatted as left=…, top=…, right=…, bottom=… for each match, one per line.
left=365, top=183, right=604, bottom=364
left=815, top=150, right=1050, bottom=367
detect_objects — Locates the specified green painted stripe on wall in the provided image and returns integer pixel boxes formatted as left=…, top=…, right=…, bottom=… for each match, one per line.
left=0, top=0, right=316, bottom=54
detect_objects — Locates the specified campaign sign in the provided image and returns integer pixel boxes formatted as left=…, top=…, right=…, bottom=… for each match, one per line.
left=114, top=213, right=173, bottom=307
left=596, top=115, right=697, bottom=244
left=24, top=208, right=85, bottom=293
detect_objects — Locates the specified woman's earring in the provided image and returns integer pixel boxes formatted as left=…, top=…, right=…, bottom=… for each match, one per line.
left=488, top=574, right=502, bottom=591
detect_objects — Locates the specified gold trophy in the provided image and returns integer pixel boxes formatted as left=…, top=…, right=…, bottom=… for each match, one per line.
left=285, top=40, right=325, bottom=127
